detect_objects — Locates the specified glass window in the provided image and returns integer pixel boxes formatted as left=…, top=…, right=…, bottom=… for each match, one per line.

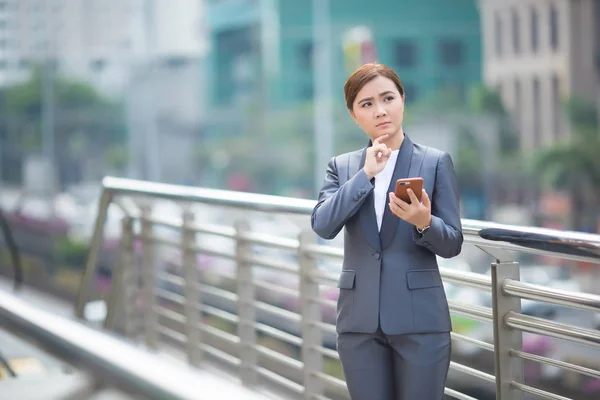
left=439, top=39, right=464, bottom=66
left=394, top=40, right=417, bottom=67
left=533, top=78, right=541, bottom=146
left=495, top=13, right=503, bottom=56
left=403, top=83, right=418, bottom=104
left=297, top=41, right=313, bottom=70
left=530, top=8, right=538, bottom=52
left=550, top=5, right=559, bottom=50
left=511, top=9, right=520, bottom=54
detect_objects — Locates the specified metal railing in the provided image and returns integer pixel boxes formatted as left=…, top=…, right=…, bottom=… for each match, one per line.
left=0, top=288, right=267, bottom=400
left=75, top=177, right=600, bottom=400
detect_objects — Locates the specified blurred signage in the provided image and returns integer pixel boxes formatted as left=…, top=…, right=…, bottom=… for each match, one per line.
left=342, top=26, right=377, bottom=74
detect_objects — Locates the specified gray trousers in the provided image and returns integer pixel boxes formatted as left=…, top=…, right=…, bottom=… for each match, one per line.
left=337, top=325, right=451, bottom=400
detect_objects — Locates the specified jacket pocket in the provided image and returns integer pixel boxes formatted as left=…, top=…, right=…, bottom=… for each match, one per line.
left=337, top=270, right=356, bottom=289
left=406, top=269, right=442, bottom=290
left=406, top=269, right=451, bottom=332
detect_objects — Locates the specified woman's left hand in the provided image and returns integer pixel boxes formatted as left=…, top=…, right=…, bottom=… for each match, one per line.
left=388, top=189, right=432, bottom=230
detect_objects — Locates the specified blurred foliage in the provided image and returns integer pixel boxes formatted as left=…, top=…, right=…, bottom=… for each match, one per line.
left=410, top=83, right=521, bottom=194
left=454, top=125, right=484, bottom=191
left=54, top=237, right=88, bottom=267
left=53, top=267, right=83, bottom=296
left=1, top=66, right=111, bottom=116
left=198, top=102, right=312, bottom=195
left=0, top=64, right=127, bottom=185
left=204, top=315, right=236, bottom=335
left=535, top=97, right=600, bottom=230
left=199, top=83, right=521, bottom=199
left=324, top=358, right=345, bottom=380
left=105, top=145, right=129, bottom=171
left=467, top=85, right=519, bottom=156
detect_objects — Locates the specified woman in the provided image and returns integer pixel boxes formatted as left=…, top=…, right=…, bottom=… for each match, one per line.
left=311, top=63, right=463, bottom=400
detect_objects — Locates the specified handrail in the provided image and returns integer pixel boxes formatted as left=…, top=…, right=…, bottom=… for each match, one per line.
left=66, top=176, right=600, bottom=400
left=102, top=176, right=316, bottom=214
left=75, top=176, right=600, bottom=317
left=101, top=177, right=600, bottom=246
left=0, top=290, right=268, bottom=400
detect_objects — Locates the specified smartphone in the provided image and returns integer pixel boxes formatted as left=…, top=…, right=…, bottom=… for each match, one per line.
left=394, top=177, right=424, bottom=203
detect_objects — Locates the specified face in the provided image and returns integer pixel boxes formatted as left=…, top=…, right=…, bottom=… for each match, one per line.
left=349, top=75, right=405, bottom=143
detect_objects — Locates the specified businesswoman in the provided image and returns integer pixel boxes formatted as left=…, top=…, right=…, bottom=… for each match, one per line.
left=311, top=63, right=463, bottom=400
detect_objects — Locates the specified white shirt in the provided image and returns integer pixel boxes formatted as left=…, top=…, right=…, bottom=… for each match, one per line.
left=374, top=149, right=399, bottom=231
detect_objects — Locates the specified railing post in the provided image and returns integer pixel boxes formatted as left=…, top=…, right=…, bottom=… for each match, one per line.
left=141, top=206, right=159, bottom=350
left=181, top=209, right=202, bottom=366
left=104, top=216, right=134, bottom=332
left=298, top=230, right=324, bottom=399
left=75, top=190, right=112, bottom=319
left=235, top=219, right=258, bottom=386
left=122, top=223, right=138, bottom=340
left=491, top=261, right=524, bottom=400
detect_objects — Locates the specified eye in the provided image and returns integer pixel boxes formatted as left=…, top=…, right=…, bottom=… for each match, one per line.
left=361, top=102, right=372, bottom=108
left=384, top=96, right=395, bottom=102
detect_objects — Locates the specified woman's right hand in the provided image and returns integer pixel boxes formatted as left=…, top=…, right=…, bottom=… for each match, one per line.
left=363, top=134, right=391, bottom=179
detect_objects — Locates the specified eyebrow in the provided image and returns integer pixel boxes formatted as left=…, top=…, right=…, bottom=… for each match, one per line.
left=357, top=91, right=395, bottom=104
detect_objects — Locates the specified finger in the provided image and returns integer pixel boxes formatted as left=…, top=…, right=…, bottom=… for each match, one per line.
left=388, top=201, right=398, bottom=216
left=372, top=143, right=389, bottom=153
left=389, top=201, right=404, bottom=217
left=389, top=192, right=409, bottom=211
left=373, top=134, right=390, bottom=145
left=375, top=147, right=391, bottom=160
left=421, top=189, right=431, bottom=208
left=389, top=201, right=410, bottom=221
left=407, top=188, right=419, bottom=204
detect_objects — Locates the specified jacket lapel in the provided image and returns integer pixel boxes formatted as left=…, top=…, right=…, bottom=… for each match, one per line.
left=352, top=145, right=382, bottom=251
left=379, top=135, right=423, bottom=249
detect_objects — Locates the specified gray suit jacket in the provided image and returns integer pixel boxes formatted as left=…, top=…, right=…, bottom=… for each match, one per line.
left=311, top=136, right=463, bottom=335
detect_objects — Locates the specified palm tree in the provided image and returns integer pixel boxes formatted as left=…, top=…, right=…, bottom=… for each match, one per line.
left=535, top=98, right=600, bottom=231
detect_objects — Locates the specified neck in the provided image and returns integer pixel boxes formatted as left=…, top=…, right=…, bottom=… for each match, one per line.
left=385, top=128, right=405, bottom=150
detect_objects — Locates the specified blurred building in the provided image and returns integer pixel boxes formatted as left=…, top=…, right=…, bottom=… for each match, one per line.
left=479, top=0, right=600, bottom=150
left=0, top=0, right=209, bottom=185
left=205, top=0, right=482, bottom=114
left=1, top=0, right=137, bottom=93
left=125, top=0, right=210, bottom=183
left=1, top=0, right=207, bottom=96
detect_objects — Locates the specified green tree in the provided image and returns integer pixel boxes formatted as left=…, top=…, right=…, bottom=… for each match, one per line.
left=0, top=65, right=127, bottom=185
left=535, top=98, right=600, bottom=231
left=467, top=85, right=519, bottom=156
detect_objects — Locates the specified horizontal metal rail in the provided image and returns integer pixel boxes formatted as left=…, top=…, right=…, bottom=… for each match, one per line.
left=509, top=349, right=600, bottom=379
left=502, top=279, right=600, bottom=313
left=0, top=290, right=265, bottom=400
left=69, top=176, right=600, bottom=400
left=505, top=311, right=600, bottom=348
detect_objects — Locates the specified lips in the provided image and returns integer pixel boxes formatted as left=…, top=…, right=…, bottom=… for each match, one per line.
left=376, top=122, right=391, bottom=127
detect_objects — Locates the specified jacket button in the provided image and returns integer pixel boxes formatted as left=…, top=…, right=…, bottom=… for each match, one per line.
left=373, top=252, right=381, bottom=260
left=353, top=195, right=359, bottom=201
left=360, top=189, right=366, bottom=195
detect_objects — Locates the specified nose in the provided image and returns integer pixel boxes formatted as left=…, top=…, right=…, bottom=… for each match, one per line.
left=375, top=104, right=387, bottom=117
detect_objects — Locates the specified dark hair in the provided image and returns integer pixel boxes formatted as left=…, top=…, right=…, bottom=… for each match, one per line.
left=344, top=63, right=405, bottom=110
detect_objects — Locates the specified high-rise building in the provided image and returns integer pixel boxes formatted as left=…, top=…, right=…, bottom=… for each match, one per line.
left=205, top=0, right=483, bottom=110
left=0, top=0, right=138, bottom=93
left=479, top=0, right=600, bottom=149
left=0, top=0, right=207, bottom=96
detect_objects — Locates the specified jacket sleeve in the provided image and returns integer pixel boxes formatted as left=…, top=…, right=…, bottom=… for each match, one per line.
left=412, top=152, right=463, bottom=258
left=311, top=156, right=374, bottom=240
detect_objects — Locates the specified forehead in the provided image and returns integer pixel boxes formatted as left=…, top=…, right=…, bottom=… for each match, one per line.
left=355, top=75, right=398, bottom=99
